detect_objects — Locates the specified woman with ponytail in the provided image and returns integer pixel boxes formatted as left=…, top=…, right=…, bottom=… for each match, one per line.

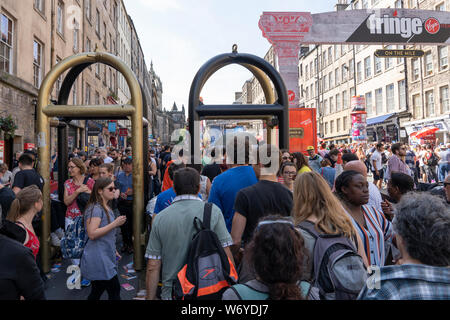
left=223, top=215, right=309, bottom=300
left=6, top=185, right=43, bottom=259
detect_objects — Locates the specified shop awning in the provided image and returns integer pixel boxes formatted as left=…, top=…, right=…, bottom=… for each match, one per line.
left=366, top=113, right=395, bottom=126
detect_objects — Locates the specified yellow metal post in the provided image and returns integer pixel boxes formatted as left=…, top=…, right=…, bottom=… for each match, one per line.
left=37, top=52, right=145, bottom=272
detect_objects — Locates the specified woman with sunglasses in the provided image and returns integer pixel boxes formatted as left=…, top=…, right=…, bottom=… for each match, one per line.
left=81, top=177, right=127, bottom=300
left=279, top=162, right=297, bottom=192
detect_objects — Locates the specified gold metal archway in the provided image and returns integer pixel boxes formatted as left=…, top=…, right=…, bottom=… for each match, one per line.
left=37, top=52, right=145, bottom=273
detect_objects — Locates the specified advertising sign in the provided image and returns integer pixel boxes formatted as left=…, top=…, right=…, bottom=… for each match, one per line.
left=108, top=122, right=117, bottom=133
left=351, top=111, right=368, bottom=142
left=24, top=143, right=36, bottom=150
left=289, top=108, right=317, bottom=154
left=119, top=128, right=128, bottom=137
left=301, top=9, right=450, bottom=45
left=0, top=141, right=4, bottom=163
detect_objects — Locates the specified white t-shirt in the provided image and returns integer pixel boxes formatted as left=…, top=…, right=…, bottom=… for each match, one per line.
left=103, top=156, right=114, bottom=164
left=418, top=150, right=427, bottom=167
left=368, top=182, right=383, bottom=213
left=371, top=150, right=383, bottom=171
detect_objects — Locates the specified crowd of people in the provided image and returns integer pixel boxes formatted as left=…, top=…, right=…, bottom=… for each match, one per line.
left=0, top=138, right=449, bottom=300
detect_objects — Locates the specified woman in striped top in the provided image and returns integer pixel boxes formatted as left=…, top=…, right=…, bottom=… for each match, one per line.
left=335, top=170, right=394, bottom=267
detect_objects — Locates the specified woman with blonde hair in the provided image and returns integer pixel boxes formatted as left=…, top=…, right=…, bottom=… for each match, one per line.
left=7, top=185, right=43, bottom=259
left=292, top=171, right=368, bottom=299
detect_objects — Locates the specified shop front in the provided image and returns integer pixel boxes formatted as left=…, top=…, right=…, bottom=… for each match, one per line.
left=403, top=114, right=450, bottom=145
left=366, top=113, right=400, bottom=143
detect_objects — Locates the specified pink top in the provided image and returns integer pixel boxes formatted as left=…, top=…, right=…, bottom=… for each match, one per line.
left=64, top=177, right=95, bottom=219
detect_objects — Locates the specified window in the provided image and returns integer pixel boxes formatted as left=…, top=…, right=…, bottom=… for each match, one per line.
left=85, top=0, right=91, bottom=21
left=329, top=97, right=334, bottom=114
left=335, top=68, right=340, bottom=86
left=374, top=55, right=382, bottom=74
left=375, top=88, right=383, bottom=114
left=323, top=74, right=328, bottom=91
left=95, top=91, right=100, bottom=105
left=33, top=40, right=43, bottom=88
left=95, top=63, right=100, bottom=77
left=412, top=58, right=420, bottom=81
left=425, top=90, right=435, bottom=116
left=57, top=1, right=64, bottom=35
left=305, top=85, right=309, bottom=100
left=337, top=118, right=341, bottom=132
left=413, top=94, right=421, bottom=118
left=72, top=80, right=77, bottom=105
left=386, top=84, right=395, bottom=112
left=305, top=65, right=308, bottom=80
left=328, top=47, right=332, bottom=64
left=324, top=99, right=328, bottom=115
left=330, top=120, right=334, bottom=134
left=55, top=57, right=62, bottom=96
left=398, top=80, right=406, bottom=109
left=357, top=61, right=362, bottom=83
left=440, top=86, right=449, bottom=113
left=86, top=37, right=91, bottom=52
left=364, top=56, right=371, bottom=79
left=424, top=51, right=433, bottom=76
left=343, top=116, right=348, bottom=131
left=73, top=20, right=79, bottom=51
left=323, top=50, right=327, bottom=67
left=362, top=0, right=368, bottom=9
left=366, top=92, right=373, bottom=115
left=0, top=14, right=14, bottom=74
left=329, top=71, right=333, bottom=88
left=395, top=0, right=402, bottom=8
left=85, top=83, right=91, bottom=105
left=336, top=93, right=341, bottom=112
left=385, top=46, right=393, bottom=69
left=342, top=64, right=347, bottom=82
left=310, top=62, right=313, bottom=78
left=34, top=0, right=45, bottom=13
left=438, top=46, right=448, bottom=70
left=96, top=9, right=101, bottom=35
left=325, top=122, right=328, bottom=135
left=435, top=2, right=445, bottom=11
left=349, top=59, right=354, bottom=79
left=343, top=90, right=348, bottom=109
left=350, top=87, right=355, bottom=100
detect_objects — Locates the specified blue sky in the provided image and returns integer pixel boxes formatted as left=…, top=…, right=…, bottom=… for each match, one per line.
left=124, top=0, right=338, bottom=112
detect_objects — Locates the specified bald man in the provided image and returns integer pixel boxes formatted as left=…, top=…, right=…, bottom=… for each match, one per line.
left=344, top=160, right=383, bottom=212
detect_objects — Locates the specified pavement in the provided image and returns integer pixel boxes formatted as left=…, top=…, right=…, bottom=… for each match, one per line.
left=44, top=237, right=147, bottom=300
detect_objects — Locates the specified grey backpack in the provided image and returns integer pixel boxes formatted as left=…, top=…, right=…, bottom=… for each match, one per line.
left=298, top=221, right=367, bottom=300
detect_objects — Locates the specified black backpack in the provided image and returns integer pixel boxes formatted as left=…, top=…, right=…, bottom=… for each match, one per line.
left=76, top=176, right=91, bottom=213
left=426, top=152, right=439, bottom=166
left=298, top=221, right=367, bottom=300
left=173, top=203, right=238, bottom=300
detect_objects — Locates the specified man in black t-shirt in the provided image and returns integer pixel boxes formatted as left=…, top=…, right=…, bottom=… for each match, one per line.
left=231, top=145, right=293, bottom=247
left=12, top=154, right=44, bottom=194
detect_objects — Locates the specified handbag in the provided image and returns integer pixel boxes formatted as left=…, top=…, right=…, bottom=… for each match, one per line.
left=76, top=176, right=91, bottom=213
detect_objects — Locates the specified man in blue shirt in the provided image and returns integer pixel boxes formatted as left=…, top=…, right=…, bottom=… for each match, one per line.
left=208, top=137, right=258, bottom=232
left=116, top=157, right=134, bottom=254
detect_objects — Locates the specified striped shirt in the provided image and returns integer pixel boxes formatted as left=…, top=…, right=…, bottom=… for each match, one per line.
left=347, top=205, right=394, bottom=267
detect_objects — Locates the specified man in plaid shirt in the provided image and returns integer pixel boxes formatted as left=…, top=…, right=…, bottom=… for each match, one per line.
left=358, top=192, right=450, bottom=300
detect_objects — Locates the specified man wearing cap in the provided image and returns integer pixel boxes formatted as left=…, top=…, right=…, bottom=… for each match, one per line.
left=306, top=146, right=323, bottom=173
